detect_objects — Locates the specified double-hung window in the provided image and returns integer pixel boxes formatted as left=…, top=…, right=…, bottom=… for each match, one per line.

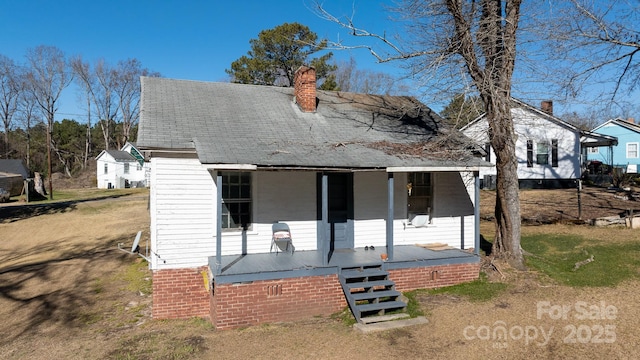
left=124, top=163, right=130, bottom=174
left=407, top=172, right=432, bottom=222
left=220, top=172, right=252, bottom=230
left=536, top=142, right=550, bottom=165
left=527, top=139, right=558, bottom=167
left=627, top=143, right=639, bottom=158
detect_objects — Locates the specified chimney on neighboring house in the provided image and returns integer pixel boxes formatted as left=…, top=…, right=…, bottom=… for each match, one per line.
left=294, top=66, right=317, bottom=112
left=541, top=100, right=553, bottom=116
left=627, top=117, right=635, bottom=124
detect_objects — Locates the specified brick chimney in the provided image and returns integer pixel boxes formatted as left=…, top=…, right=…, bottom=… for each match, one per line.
left=541, top=100, right=553, bottom=116
left=627, top=117, right=635, bottom=124
left=294, top=66, right=316, bottom=112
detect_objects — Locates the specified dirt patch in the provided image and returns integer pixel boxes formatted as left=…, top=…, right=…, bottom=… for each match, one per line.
left=1, top=189, right=639, bottom=359
left=481, top=186, right=640, bottom=225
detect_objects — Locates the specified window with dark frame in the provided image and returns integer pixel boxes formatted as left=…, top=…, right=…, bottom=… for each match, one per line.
left=407, top=172, right=432, bottom=220
left=220, top=171, right=252, bottom=230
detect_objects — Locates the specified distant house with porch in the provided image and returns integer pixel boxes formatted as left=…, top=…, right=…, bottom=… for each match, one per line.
left=587, top=118, right=639, bottom=173
left=137, top=67, right=489, bottom=329
left=462, top=99, right=616, bottom=189
left=95, top=142, right=149, bottom=189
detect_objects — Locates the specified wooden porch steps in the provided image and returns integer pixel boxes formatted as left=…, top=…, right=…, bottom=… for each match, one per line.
left=338, top=265, right=407, bottom=324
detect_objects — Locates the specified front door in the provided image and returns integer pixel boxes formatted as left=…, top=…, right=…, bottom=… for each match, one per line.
left=324, top=173, right=354, bottom=250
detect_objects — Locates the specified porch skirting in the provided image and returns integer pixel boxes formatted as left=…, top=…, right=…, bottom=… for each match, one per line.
left=150, top=259, right=480, bottom=329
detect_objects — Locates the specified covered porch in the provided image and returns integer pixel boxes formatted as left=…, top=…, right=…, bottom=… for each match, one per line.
left=210, top=244, right=478, bottom=284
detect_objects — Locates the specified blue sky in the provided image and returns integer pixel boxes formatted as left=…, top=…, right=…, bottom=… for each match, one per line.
left=2, top=0, right=403, bottom=121
left=2, top=1, right=636, bottom=123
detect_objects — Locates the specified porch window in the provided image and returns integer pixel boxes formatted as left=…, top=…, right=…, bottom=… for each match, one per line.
left=407, top=172, right=432, bottom=222
left=220, top=171, right=252, bottom=230
left=124, top=163, right=130, bottom=174
left=627, top=143, right=639, bottom=158
left=537, top=142, right=549, bottom=165
left=588, top=146, right=599, bottom=154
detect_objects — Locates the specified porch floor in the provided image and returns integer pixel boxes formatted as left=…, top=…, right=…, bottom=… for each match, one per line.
left=211, top=245, right=478, bottom=284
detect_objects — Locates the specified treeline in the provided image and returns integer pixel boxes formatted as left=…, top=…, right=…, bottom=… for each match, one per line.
left=0, top=45, right=159, bottom=179
left=4, top=119, right=137, bottom=177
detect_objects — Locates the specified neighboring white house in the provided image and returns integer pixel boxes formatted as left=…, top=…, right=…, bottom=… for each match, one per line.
left=96, top=142, right=148, bottom=189
left=462, top=99, right=615, bottom=189
left=136, top=67, right=490, bottom=329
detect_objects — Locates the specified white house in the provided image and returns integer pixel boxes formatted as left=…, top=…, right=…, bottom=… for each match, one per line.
left=96, top=142, right=148, bottom=189
left=462, top=99, right=615, bottom=189
left=136, top=67, right=490, bottom=329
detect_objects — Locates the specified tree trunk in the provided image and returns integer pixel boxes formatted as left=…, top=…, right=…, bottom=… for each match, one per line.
left=486, top=97, right=525, bottom=270
left=83, top=94, right=91, bottom=168
left=47, top=120, right=53, bottom=200
left=33, top=172, right=47, bottom=197
left=99, top=119, right=110, bottom=150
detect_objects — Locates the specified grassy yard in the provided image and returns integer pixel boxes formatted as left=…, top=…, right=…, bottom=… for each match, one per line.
left=1, top=188, right=640, bottom=359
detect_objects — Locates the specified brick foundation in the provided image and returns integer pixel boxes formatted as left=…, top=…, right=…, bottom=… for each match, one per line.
left=152, top=267, right=211, bottom=319
left=211, top=275, right=346, bottom=330
left=389, top=262, right=481, bottom=292
left=152, top=262, right=479, bottom=328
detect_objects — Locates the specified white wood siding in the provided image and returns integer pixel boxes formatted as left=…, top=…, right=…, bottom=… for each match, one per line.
left=150, top=159, right=478, bottom=270
left=353, top=172, right=476, bottom=250
left=463, top=108, right=581, bottom=180
left=150, top=157, right=216, bottom=270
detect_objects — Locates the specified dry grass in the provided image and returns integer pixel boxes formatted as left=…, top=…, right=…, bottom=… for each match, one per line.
left=0, top=187, right=639, bottom=359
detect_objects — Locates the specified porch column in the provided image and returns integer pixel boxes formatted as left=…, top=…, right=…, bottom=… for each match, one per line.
left=321, top=174, right=329, bottom=265
left=387, top=172, right=394, bottom=260
left=474, top=171, right=480, bottom=256
left=216, top=173, right=222, bottom=274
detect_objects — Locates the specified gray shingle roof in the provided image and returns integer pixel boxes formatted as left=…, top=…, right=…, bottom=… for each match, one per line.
left=102, top=150, right=137, bottom=162
left=138, top=77, right=485, bottom=169
left=0, top=159, right=29, bottom=179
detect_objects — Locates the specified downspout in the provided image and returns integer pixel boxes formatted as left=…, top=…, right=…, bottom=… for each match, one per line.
left=386, top=173, right=394, bottom=261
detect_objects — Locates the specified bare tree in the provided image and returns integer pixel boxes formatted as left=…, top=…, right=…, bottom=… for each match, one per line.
left=0, top=54, right=21, bottom=158
left=314, top=0, right=525, bottom=268
left=70, top=56, right=93, bottom=168
left=114, top=58, right=160, bottom=147
left=71, top=57, right=118, bottom=151
left=24, top=45, right=72, bottom=200
left=17, top=83, right=40, bottom=170
left=547, top=1, right=640, bottom=102
left=333, top=57, right=409, bottom=95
